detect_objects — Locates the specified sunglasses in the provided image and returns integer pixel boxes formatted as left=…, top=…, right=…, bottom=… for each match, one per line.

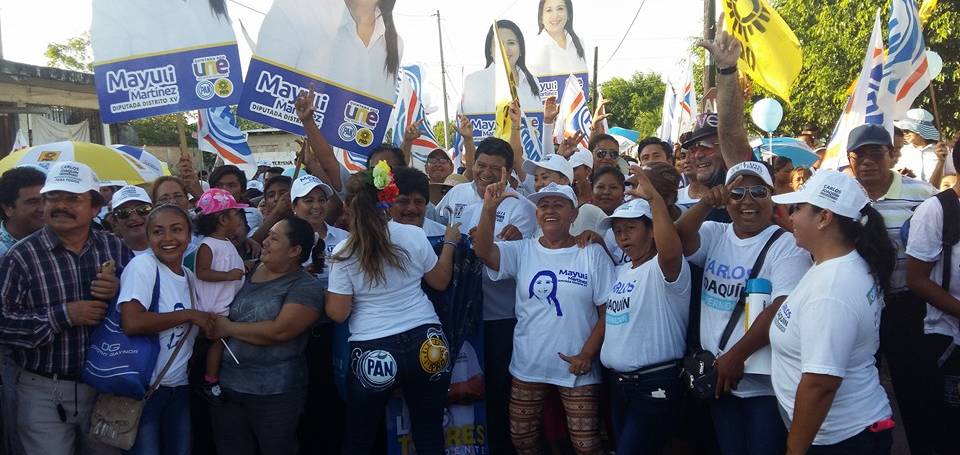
left=113, top=204, right=153, bottom=220
left=729, top=185, right=771, bottom=201
left=595, top=148, right=619, bottom=159
left=847, top=148, right=889, bottom=163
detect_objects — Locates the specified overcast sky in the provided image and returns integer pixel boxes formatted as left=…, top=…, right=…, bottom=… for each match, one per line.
left=0, top=0, right=708, bottom=122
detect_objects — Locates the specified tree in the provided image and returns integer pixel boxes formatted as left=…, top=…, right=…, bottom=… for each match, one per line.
left=764, top=0, right=958, bottom=139
left=599, top=72, right=667, bottom=138
left=432, top=120, right=456, bottom=149
left=45, top=33, right=93, bottom=73
left=128, top=114, right=198, bottom=147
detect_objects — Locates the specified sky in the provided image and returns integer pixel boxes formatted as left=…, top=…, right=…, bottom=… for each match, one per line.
left=0, top=0, right=707, bottom=123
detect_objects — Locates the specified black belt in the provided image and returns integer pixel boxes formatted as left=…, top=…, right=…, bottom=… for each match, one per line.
left=22, top=367, right=79, bottom=382
left=613, top=359, right=680, bottom=381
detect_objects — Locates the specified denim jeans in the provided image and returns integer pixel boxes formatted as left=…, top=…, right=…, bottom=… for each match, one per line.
left=807, top=428, right=892, bottom=455
left=210, top=387, right=305, bottom=455
left=483, top=319, right=516, bottom=455
left=710, top=395, right=786, bottom=455
left=343, top=324, right=452, bottom=455
left=124, top=386, right=190, bottom=455
left=609, top=366, right=683, bottom=454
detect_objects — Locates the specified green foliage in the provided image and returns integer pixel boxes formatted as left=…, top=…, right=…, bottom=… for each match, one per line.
left=432, top=120, right=455, bottom=149
left=599, top=72, right=667, bottom=138
left=44, top=33, right=93, bottom=73
left=768, top=0, right=959, bottom=139
left=129, top=114, right=198, bottom=147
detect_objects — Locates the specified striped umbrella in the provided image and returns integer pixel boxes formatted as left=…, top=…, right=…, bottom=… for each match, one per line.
left=110, top=145, right=171, bottom=182
left=752, top=137, right=819, bottom=168
left=0, top=141, right=156, bottom=185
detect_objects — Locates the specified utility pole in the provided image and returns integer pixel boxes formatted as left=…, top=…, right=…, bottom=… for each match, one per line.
left=591, top=47, right=598, bottom=112
left=703, top=0, right=717, bottom=92
left=434, top=10, right=451, bottom=149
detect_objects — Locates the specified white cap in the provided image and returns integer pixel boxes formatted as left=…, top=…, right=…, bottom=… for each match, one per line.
left=522, top=155, right=574, bottom=183
left=290, top=174, right=334, bottom=202
left=256, top=159, right=270, bottom=167
left=772, top=169, right=869, bottom=219
left=100, top=180, right=126, bottom=188
left=40, top=161, right=99, bottom=195
left=527, top=182, right=578, bottom=206
left=569, top=148, right=594, bottom=169
left=111, top=185, right=151, bottom=209
left=725, top=161, right=773, bottom=186
left=246, top=180, right=264, bottom=192
left=598, top=198, right=654, bottom=230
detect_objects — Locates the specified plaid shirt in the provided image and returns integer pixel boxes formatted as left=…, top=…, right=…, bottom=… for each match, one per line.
left=0, top=225, right=132, bottom=376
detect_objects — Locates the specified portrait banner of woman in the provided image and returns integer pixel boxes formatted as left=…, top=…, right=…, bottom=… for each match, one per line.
left=460, top=20, right=545, bottom=149
left=238, top=0, right=403, bottom=165
left=90, top=0, right=244, bottom=123
left=528, top=0, right=590, bottom=102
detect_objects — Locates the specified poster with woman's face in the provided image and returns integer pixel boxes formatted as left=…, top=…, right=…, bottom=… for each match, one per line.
left=237, top=0, right=403, bottom=164
left=90, top=0, right=243, bottom=123
left=528, top=0, right=589, bottom=102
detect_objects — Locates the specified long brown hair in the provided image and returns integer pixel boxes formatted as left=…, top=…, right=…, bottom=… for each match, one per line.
left=330, top=173, right=408, bottom=285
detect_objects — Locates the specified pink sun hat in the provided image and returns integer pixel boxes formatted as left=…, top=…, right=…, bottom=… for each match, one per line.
left=196, top=188, right=249, bottom=216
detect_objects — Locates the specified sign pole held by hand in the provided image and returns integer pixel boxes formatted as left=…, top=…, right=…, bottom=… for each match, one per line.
left=291, top=138, right=308, bottom=180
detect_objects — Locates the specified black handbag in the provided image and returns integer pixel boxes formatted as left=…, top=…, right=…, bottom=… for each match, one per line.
left=681, top=229, right=785, bottom=400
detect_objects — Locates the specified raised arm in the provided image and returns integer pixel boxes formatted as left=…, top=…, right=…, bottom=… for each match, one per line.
left=400, top=120, right=423, bottom=167
left=508, top=101, right=526, bottom=181
left=700, top=19, right=752, bottom=167
left=674, top=177, right=738, bottom=256
left=454, top=114, right=477, bottom=180
left=296, top=85, right=346, bottom=192
left=473, top=168, right=512, bottom=271
left=627, top=165, right=683, bottom=280
left=542, top=96, right=558, bottom=156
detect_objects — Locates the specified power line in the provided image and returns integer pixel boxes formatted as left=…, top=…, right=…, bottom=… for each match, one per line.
left=229, top=0, right=266, bottom=15
left=601, top=0, right=648, bottom=70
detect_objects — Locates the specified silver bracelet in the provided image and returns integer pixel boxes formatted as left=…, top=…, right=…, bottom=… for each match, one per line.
left=442, top=240, right=458, bottom=248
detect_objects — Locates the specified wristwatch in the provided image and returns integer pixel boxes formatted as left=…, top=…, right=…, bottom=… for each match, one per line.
left=718, top=65, right=738, bottom=75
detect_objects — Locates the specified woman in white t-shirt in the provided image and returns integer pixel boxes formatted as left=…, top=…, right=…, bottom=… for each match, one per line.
left=119, top=205, right=214, bottom=454
left=770, top=170, right=896, bottom=453
left=290, top=174, right=348, bottom=280
left=475, top=177, right=615, bottom=454
left=598, top=168, right=691, bottom=454
left=326, top=164, right=460, bottom=454
left=675, top=161, right=812, bottom=454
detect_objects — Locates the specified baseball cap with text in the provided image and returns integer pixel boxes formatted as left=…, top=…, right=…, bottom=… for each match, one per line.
left=40, top=161, right=100, bottom=195
left=771, top=169, right=869, bottom=219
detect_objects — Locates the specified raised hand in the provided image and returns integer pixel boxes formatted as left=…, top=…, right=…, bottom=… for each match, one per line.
left=625, top=164, right=658, bottom=201
left=591, top=99, right=611, bottom=134
left=444, top=223, right=462, bottom=245
left=698, top=16, right=741, bottom=69
left=482, top=167, right=514, bottom=211
left=558, top=131, right=586, bottom=158
left=701, top=176, right=741, bottom=208
left=508, top=100, right=521, bottom=125
left=403, top=120, right=424, bottom=142
left=453, top=114, right=474, bottom=138
left=544, top=96, right=559, bottom=125
left=295, top=84, right=317, bottom=122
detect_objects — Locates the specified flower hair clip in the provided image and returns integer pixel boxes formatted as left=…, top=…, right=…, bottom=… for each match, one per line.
left=370, top=161, right=399, bottom=209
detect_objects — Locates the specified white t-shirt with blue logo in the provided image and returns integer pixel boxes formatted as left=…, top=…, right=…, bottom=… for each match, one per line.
left=686, top=222, right=811, bottom=398
left=117, top=253, right=199, bottom=387
left=488, top=240, right=615, bottom=387
left=601, top=258, right=692, bottom=373
left=769, top=251, right=891, bottom=445
left=436, top=182, right=537, bottom=321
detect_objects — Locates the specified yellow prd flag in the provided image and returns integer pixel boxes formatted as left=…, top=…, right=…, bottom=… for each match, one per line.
left=493, top=21, right=519, bottom=141
left=919, top=0, right=938, bottom=26
left=722, top=0, right=802, bottom=103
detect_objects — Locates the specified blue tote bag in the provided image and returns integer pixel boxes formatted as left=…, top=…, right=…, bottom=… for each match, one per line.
left=82, top=268, right=161, bottom=399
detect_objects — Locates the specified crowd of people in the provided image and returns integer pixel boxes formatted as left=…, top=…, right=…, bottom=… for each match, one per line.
left=0, top=22, right=958, bottom=455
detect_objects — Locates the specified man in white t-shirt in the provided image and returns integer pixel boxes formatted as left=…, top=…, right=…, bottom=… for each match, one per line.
left=677, top=161, right=812, bottom=454
left=905, top=160, right=960, bottom=453
left=390, top=167, right=449, bottom=237
left=434, top=137, right=536, bottom=454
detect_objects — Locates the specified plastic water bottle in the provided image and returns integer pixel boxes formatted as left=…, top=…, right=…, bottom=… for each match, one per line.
left=743, top=278, right=773, bottom=375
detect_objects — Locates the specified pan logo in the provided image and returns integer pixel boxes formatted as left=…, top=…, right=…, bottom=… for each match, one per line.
left=351, top=348, right=397, bottom=391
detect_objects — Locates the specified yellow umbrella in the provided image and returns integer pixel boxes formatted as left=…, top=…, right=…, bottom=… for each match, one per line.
left=0, top=141, right=155, bottom=185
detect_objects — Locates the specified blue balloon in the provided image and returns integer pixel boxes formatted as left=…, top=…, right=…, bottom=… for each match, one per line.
left=751, top=98, right=784, bottom=133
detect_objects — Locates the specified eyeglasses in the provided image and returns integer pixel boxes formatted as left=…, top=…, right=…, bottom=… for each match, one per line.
left=427, top=158, right=451, bottom=166
left=847, top=148, right=889, bottom=163
left=158, top=193, right=188, bottom=204
left=595, top=148, right=619, bottom=159
left=729, top=185, right=771, bottom=201
left=113, top=204, right=153, bottom=220
left=689, top=141, right=720, bottom=155
left=42, top=193, right=90, bottom=205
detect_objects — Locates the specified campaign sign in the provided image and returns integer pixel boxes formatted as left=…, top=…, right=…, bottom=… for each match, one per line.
left=237, top=58, right=393, bottom=166
left=537, top=72, right=589, bottom=103
left=94, top=44, right=242, bottom=123
left=463, top=113, right=545, bottom=161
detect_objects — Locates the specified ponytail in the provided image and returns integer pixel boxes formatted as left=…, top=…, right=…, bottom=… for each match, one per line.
left=826, top=205, right=896, bottom=295
left=379, top=0, right=400, bottom=76
left=330, top=173, right=408, bottom=285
